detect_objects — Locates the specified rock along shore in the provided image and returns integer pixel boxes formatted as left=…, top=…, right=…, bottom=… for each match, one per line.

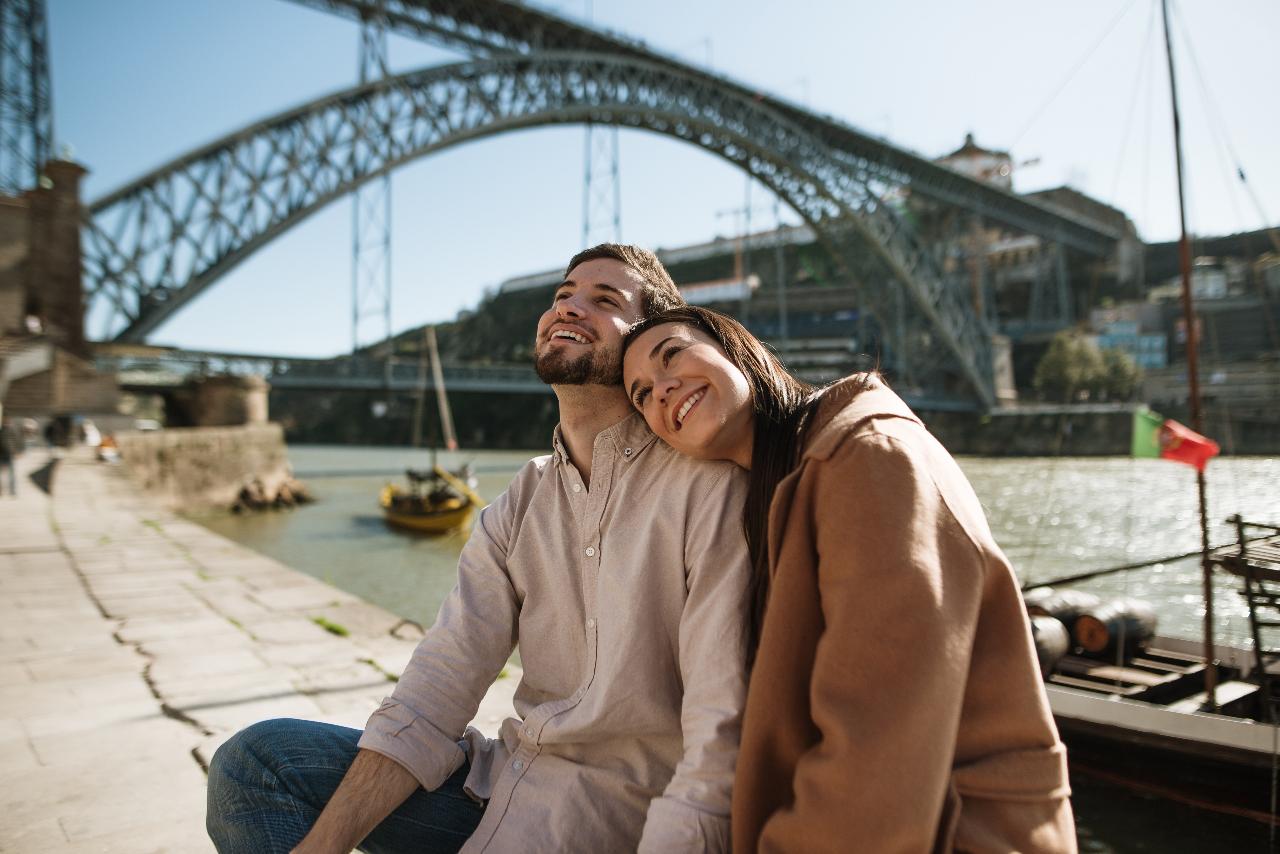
left=0, top=447, right=518, bottom=853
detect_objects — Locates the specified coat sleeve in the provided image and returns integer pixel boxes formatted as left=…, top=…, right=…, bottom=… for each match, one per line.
left=638, top=466, right=751, bottom=854
left=357, top=479, right=521, bottom=790
left=757, top=432, right=986, bottom=854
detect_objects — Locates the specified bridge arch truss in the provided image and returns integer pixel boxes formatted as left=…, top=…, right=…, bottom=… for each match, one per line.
left=84, top=52, right=997, bottom=405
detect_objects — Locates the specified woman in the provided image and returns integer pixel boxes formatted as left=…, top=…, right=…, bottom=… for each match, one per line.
left=621, top=306, right=1076, bottom=853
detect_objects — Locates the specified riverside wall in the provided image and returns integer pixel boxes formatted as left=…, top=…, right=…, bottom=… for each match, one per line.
left=114, top=422, right=292, bottom=511
left=926, top=405, right=1139, bottom=457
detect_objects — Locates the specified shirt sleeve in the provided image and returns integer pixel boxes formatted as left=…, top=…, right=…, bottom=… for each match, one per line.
left=757, top=433, right=986, bottom=853
left=638, top=466, right=751, bottom=854
left=357, top=480, right=522, bottom=791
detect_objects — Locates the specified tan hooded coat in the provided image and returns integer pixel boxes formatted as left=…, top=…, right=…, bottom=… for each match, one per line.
left=731, top=377, right=1076, bottom=853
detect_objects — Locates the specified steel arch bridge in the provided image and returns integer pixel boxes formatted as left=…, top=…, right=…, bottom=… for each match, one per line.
left=86, top=52, right=1001, bottom=403
left=80, top=0, right=1124, bottom=407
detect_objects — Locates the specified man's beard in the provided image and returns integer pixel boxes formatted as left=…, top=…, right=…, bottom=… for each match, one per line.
left=534, top=342, right=622, bottom=386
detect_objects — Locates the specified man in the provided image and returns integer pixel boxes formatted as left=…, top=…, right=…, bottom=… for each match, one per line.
left=207, top=245, right=751, bottom=853
left=0, top=416, right=18, bottom=496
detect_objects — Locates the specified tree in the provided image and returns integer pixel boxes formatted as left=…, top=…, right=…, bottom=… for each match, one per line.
left=1033, top=331, right=1105, bottom=402
left=1100, top=347, right=1143, bottom=401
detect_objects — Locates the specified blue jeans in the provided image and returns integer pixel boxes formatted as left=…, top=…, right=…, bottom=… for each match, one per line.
left=207, top=718, right=485, bottom=854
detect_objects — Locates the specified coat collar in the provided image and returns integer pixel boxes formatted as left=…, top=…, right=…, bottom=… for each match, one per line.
left=801, top=374, right=922, bottom=462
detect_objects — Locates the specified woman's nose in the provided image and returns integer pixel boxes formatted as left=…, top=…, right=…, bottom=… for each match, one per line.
left=655, top=376, right=680, bottom=404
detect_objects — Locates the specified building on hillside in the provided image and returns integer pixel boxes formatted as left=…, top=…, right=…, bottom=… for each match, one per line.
left=937, top=133, right=1014, bottom=190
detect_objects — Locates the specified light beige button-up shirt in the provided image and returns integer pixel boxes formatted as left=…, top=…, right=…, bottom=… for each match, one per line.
left=358, top=413, right=751, bottom=852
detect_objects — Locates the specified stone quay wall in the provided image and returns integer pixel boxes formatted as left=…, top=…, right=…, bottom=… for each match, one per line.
left=114, top=422, right=291, bottom=511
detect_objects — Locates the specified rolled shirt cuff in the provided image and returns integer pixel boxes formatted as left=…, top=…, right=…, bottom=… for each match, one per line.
left=637, top=795, right=730, bottom=854
left=358, top=696, right=467, bottom=791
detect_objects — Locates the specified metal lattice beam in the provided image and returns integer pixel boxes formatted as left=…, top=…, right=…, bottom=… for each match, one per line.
left=83, top=52, right=997, bottom=404
left=282, top=0, right=1122, bottom=256
left=0, top=0, right=53, bottom=195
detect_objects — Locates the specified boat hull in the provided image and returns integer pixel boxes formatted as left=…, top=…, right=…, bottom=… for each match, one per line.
left=381, top=505, right=475, bottom=534
left=1045, top=636, right=1279, bottom=823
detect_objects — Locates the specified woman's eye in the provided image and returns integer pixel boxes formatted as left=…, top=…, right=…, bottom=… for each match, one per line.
left=633, top=388, right=650, bottom=407
left=661, top=345, right=684, bottom=366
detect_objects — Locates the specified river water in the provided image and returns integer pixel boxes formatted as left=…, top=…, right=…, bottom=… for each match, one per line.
left=191, top=445, right=1278, bottom=851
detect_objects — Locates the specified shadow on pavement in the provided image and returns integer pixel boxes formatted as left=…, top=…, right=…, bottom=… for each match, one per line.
left=28, top=458, right=59, bottom=495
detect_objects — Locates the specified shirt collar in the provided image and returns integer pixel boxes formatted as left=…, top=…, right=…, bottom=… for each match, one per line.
left=550, top=412, right=656, bottom=467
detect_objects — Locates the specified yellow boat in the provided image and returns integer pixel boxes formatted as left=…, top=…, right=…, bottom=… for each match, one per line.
left=379, top=465, right=486, bottom=535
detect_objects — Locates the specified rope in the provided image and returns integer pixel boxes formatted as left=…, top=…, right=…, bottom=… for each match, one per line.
left=1108, top=0, right=1158, bottom=204
left=1171, top=1, right=1278, bottom=239
left=1009, top=0, right=1140, bottom=150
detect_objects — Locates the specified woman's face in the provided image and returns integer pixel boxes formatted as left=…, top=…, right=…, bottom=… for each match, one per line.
left=623, top=322, right=754, bottom=468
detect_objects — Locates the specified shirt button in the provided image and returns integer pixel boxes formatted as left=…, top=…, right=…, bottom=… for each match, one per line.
left=572, top=483, right=581, bottom=493
left=623, top=447, right=633, bottom=456
left=524, top=727, right=534, bottom=738
left=585, top=546, right=596, bottom=557
left=586, top=618, right=596, bottom=629
left=512, top=760, right=524, bottom=771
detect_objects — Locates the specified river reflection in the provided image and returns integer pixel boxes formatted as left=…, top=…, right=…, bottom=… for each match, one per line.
left=189, top=445, right=1278, bottom=852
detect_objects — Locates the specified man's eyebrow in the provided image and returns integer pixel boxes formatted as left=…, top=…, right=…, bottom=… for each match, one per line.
left=595, top=283, right=626, bottom=299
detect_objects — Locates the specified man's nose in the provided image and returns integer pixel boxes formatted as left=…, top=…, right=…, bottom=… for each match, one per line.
left=556, top=296, right=585, bottom=319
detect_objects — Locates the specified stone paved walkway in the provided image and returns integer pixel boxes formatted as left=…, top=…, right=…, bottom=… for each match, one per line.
left=0, top=447, right=518, bottom=852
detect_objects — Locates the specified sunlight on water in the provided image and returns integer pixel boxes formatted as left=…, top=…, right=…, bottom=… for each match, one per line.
left=960, top=456, right=1277, bottom=647
left=194, top=448, right=1278, bottom=649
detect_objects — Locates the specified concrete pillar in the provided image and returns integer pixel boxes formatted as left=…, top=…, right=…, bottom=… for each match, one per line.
left=26, top=160, right=88, bottom=356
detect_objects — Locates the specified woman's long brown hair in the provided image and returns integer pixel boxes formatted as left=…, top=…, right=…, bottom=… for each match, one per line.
left=622, top=306, right=815, bottom=667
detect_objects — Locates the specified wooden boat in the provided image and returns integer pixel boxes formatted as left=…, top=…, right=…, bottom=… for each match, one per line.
left=379, top=325, right=485, bottom=534
left=1025, top=1, right=1280, bottom=826
left=1034, top=522, right=1280, bottom=823
left=379, top=464, right=485, bottom=534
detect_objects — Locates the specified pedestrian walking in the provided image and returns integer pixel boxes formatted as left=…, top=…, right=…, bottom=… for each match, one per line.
left=0, top=417, right=19, bottom=497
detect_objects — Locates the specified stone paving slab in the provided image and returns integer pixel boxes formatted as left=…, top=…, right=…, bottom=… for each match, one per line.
left=0, top=448, right=520, bottom=852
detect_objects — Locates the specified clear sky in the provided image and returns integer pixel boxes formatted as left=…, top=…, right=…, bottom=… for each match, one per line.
left=49, top=0, right=1280, bottom=356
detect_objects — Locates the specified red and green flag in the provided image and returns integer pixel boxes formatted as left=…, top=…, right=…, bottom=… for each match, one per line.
left=1132, top=408, right=1220, bottom=471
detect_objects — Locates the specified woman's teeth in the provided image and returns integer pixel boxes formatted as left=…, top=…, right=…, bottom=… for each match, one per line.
left=675, top=390, right=704, bottom=428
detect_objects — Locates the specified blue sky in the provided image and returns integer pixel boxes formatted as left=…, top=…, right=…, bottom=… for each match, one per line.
left=50, top=0, right=1280, bottom=356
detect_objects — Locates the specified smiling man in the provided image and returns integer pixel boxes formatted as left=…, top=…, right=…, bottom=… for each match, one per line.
left=206, top=244, right=752, bottom=854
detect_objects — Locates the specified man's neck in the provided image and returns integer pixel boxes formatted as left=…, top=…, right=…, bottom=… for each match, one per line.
left=554, top=384, right=634, bottom=488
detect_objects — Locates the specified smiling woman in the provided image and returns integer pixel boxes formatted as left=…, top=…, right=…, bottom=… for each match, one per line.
left=620, top=305, right=1078, bottom=853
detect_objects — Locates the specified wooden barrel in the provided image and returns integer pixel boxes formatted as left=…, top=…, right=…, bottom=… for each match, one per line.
left=1030, top=615, right=1070, bottom=677
left=1025, top=589, right=1101, bottom=633
left=1022, top=587, right=1056, bottom=613
left=1073, top=597, right=1158, bottom=658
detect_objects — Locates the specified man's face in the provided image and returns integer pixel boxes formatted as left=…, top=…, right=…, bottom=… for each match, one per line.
left=534, top=258, right=647, bottom=386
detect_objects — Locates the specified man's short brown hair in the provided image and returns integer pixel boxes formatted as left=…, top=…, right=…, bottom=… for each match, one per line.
left=564, top=243, right=685, bottom=318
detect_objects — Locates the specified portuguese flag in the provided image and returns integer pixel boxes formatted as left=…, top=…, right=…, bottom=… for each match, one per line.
left=1132, top=409, right=1220, bottom=471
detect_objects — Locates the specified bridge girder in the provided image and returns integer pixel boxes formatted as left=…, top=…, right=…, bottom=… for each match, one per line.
left=84, top=51, right=998, bottom=405
left=284, top=0, right=1122, bottom=256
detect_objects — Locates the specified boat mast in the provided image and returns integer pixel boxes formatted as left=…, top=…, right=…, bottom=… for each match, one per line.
left=426, top=325, right=458, bottom=451
left=1161, top=0, right=1216, bottom=712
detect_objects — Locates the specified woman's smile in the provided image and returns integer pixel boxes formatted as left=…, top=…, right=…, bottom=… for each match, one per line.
left=673, top=388, right=705, bottom=430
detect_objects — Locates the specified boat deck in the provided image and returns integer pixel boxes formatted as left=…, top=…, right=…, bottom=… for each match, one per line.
left=1210, top=530, right=1280, bottom=583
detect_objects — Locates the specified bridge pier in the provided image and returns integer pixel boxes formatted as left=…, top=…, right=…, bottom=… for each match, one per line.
left=169, top=375, right=270, bottom=428
left=0, top=159, right=89, bottom=354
